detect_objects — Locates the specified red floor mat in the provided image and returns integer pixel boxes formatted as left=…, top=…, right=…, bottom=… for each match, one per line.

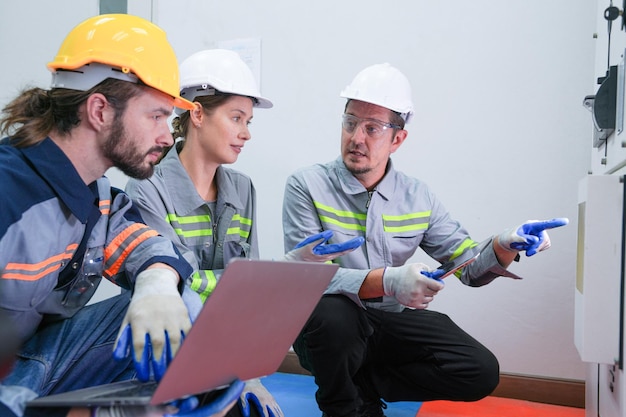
left=417, top=396, right=584, bottom=417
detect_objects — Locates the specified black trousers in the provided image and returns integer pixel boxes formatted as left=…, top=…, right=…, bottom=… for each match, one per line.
left=293, top=295, right=500, bottom=417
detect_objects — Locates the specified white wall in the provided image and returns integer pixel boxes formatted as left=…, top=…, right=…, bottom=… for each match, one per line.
left=0, top=0, right=597, bottom=381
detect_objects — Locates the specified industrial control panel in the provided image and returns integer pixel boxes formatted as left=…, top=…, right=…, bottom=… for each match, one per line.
left=580, top=2, right=626, bottom=416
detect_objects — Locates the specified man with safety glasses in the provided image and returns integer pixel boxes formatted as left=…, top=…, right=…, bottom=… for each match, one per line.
left=282, top=63, right=568, bottom=417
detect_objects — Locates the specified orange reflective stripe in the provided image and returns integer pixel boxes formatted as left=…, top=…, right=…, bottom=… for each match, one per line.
left=2, top=243, right=78, bottom=281
left=99, top=199, right=111, bottom=215
left=104, top=224, right=158, bottom=276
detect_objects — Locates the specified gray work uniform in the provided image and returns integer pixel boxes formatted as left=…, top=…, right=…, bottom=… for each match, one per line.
left=283, top=156, right=515, bottom=311
left=282, top=157, right=509, bottom=416
left=126, top=142, right=259, bottom=302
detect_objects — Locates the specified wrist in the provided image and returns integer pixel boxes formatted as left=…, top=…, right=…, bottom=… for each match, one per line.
left=359, top=268, right=386, bottom=299
left=494, top=237, right=521, bottom=266
left=495, top=233, right=518, bottom=253
left=381, top=266, right=399, bottom=296
left=134, top=267, right=179, bottom=296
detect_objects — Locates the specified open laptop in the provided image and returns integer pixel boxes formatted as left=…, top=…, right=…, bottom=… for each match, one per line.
left=28, top=259, right=338, bottom=408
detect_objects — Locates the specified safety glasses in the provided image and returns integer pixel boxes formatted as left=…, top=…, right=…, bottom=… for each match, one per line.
left=341, top=114, right=402, bottom=139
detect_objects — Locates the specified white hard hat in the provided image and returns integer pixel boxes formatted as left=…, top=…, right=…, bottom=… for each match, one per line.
left=340, top=63, right=414, bottom=124
left=176, top=49, right=272, bottom=114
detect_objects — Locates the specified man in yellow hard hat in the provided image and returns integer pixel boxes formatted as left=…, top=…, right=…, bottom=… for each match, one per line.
left=0, top=14, right=241, bottom=417
left=0, top=15, right=363, bottom=417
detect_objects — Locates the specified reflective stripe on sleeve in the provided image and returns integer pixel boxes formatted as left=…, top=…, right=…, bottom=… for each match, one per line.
left=104, top=224, right=159, bottom=276
left=2, top=243, right=78, bottom=281
left=190, top=269, right=217, bottom=303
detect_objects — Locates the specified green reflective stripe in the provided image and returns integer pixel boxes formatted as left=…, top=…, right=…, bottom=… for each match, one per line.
left=451, top=238, right=479, bottom=279
left=313, top=201, right=367, bottom=220
left=237, top=215, right=252, bottom=226
left=171, top=227, right=212, bottom=238
left=382, top=211, right=431, bottom=232
left=314, top=201, right=367, bottom=232
left=166, top=213, right=211, bottom=224
left=190, top=270, right=217, bottom=303
left=230, top=214, right=252, bottom=239
left=166, top=213, right=213, bottom=239
left=319, top=216, right=367, bottom=231
left=227, top=226, right=250, bottom=238
left=450, top=238, right=478, bottom=260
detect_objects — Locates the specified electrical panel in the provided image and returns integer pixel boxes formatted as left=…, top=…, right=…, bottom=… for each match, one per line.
left=582, top=2, right=626, bottom=416
left=588, top=2, right=626, bottom=175
left=575, top=175, right=622, bottom=364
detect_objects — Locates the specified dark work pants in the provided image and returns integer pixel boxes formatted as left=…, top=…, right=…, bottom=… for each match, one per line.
left=293, top=295, right=500, bottom=417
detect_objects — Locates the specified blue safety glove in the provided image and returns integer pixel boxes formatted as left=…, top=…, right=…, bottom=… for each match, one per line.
left=238, top=379, right=283, bottom=417
left=113, top=268, right=191, bottom=382
left=167, top=379, right=245, bottom=417
left=92, top=379, right=245, bottom=417
left=113, top=324, right=182, bottom=382
left=497, top=218, right=569, bottom=257
left=421, top=268, right=445, bottom=281
left=284, top=230, right=364, bottom=262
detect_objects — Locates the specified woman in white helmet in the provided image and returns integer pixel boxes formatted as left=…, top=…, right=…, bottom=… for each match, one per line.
left=124, top=49, right=281, bottom=417
left=125, top=49, right=363, bottom=417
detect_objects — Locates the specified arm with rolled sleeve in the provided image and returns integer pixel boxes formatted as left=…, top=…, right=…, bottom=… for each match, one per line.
left=283, top=160, right=525, bottom=309
left=410, top=189, right=521, bottom=288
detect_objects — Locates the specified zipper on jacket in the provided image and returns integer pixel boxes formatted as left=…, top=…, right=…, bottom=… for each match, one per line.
left=366, top=190, right=374, bottom=209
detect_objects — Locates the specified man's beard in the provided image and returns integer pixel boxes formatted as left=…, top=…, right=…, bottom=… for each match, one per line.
left=344, top=148, right=371, bottom=176
left=346, top=164, right=371, bottom=176
left=103, top=122, right=162, bottom=180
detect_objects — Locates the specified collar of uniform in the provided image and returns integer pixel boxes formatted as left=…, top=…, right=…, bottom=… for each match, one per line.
left=161, top=143, right=245, bottom=215
left=160, top=144, right=205, bottom=215
left=21, top=137, right=95, bottom=223
left=334, top=156, right=396, bottom=202
left=214, top=165, right=246, bottom=210
left=370, top=159, right=396, bottom=201
left=334, top=156, right=364, bottom=196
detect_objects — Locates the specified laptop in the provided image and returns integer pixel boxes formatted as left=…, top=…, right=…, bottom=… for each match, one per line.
left=27, top=259, right=338, bottom=408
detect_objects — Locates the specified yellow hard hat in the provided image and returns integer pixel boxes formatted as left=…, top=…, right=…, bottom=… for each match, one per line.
left=47, top=14, right=194, bottom=111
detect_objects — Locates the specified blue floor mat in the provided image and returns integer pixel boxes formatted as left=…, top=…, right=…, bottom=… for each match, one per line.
left=260, top=372, right=422, bottom=417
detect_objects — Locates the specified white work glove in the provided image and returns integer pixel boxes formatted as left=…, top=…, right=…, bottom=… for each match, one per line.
left=383, top=263, right=445, bottom=309
left=497, top=218, right=569, bottom=256
left=284, top=230, right=364, bottom=263
left=93, top=379, right=244, bottom=417
left=113, top=268, right=191, bottom=382
left=238, top=378, right=284, bottom=417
